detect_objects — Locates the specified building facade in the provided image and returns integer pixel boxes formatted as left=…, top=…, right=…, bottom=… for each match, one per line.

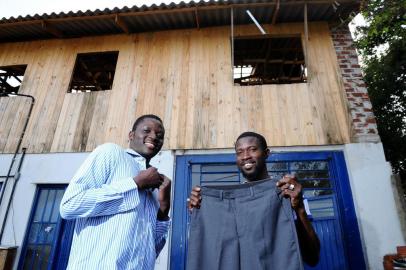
left=0, top=1, right=404, bottom=269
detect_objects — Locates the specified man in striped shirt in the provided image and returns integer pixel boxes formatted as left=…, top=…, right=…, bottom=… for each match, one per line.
left=60, top=114, right=171, bottom=270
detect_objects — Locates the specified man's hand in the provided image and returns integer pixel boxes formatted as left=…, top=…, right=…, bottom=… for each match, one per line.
left=188, top=186, right=202, bottom=211
left=157, top=175, right=171, bottom=220
left=276, top=174, right=303, bottom=210
left=133, top=167, right=163, bottom=190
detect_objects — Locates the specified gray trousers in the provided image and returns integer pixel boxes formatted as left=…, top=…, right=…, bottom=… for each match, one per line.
left=186, top=179, right=304, bottom=270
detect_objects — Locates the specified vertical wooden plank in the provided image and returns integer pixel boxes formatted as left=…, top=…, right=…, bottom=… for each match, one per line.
left=172, top=30, right=191, bottom=149
left=133, top=33, right=153, bottom=120
left=0, top=98, right=12, bottom=151
left=50, top=93, right=71, bottom=151
left=197, top=28, right=212, bottom=148
left=64, top=93, right=86, bottom=151
left=86, top=91, right=111, bottom=151
left=3, top=99, right=31, bottom=152
left=184, top=30, right=199, bottom=148
left=254, top=85, right=264, bottom=135
left=72, top=93, right=97, bottom=151
left=163, top=31, right=184, bottom=149
left=0, top=98, right=23, bottom=152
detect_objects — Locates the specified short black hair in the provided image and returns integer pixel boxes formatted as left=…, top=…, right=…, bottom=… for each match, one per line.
left=132, top=114, right=163, bottom=131
left=235, top=131, right=268, bottom=151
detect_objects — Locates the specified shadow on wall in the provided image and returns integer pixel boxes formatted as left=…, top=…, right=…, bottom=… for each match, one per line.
left=392, top=174, right=406, bottom=242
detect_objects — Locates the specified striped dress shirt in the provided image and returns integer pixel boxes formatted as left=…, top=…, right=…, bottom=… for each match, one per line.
left=60, top=143, right=170, bottom=270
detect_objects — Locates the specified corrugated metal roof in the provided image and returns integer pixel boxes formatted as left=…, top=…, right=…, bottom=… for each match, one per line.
left=0, top=0, right=360, bottom=42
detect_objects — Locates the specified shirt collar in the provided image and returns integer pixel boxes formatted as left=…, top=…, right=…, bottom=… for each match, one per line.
left=126, top=148, right=148, bottom=170
left=125, top=148, right=142, bottom=158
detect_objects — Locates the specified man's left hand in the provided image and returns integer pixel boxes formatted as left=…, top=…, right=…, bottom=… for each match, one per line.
left=157, top=175, right=171, bottom=220
left=276, top=174, right=303, bottom=210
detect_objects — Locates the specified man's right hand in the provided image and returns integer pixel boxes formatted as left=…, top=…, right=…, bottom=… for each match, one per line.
left=134, top=167, right=163, bottom=189
left=188, top=186, right=202, bottom=210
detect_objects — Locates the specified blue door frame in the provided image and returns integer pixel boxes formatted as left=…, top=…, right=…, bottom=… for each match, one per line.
left=170, top=151, right=366, bottom=270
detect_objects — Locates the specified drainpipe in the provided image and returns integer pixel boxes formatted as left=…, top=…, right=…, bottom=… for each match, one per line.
left=0, top=93, right=35, bottom=243
left=0, top=148, right=26, bottom=241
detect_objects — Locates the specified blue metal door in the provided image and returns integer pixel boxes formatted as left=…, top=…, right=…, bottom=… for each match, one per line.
left=18, top=185, right=74, bottom=270
left=170, top=151, right=365, bottom=270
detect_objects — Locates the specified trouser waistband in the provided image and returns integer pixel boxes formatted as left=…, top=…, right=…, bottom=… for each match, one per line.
left=201, top=178, right=278, bottom=199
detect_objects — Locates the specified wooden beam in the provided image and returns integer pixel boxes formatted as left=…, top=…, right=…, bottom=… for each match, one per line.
left=41, top=20, right=64, bottom=38
left=114, top=14, right=130, bottom=34
left=271, top=0, right=280, bottom=25
left=304, top=3, right=309, bottom=42
left=238, top=59, right=305, bottom=64
left=304, top=2, right=309, bottom=80
left=12, top=75, right=22, bottom=83
left=236, top=47, right=304, bottom=53
left=194, top=7, right=200, bottom=30
left=231, top=6, right=234, bottom=83
left=234, top=34, right=301, bottom=40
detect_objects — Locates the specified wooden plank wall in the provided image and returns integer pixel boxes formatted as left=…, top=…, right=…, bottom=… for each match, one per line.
left=0, top=22, right=351, bottom=153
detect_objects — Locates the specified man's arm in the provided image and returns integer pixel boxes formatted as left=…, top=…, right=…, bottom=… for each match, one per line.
left=60, top=144, right=162, bottom=219
left=294, top=202, right=320, bottom=266
left=155, top=175, right=171, bottom=255
left=277, top=175, right=320, bottom=266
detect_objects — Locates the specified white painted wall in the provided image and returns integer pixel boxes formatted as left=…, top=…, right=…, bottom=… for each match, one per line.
left=0, top=148, right=174, bottom=270
left=344, top=142, right=405, bottom=269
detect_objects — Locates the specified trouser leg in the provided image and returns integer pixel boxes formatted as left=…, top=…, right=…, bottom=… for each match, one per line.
left=187, top=195, right=240, bottom=270
left=236, top=188, right=303, bottom=270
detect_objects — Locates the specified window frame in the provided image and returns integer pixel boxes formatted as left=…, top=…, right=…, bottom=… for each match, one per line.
left=67, top=51, right=119, bottom=93
left=232, top=34, right=307, bottom=86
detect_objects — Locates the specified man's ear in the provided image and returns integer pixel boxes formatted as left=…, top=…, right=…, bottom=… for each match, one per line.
left=265, top=148, right=270, bottom=158
left=128, top=130, right=135, bottom=141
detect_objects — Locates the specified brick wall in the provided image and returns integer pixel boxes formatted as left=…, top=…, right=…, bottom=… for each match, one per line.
left=330, top=24, right=380, bottom=143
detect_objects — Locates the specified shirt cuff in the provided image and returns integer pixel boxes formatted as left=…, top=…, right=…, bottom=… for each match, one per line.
left=156, top=219, right=171, bottom=235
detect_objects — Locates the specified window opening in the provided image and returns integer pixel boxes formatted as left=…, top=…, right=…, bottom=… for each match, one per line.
left=68, top=51, right=119, bottom=93
left=0, top=65, right=27, bottom=95
left=233, top=35, right=306, bottom=85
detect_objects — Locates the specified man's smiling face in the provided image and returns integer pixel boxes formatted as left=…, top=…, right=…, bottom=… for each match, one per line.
left=235, top=136, right=269, bottom=181
left=129, top=118, right=164, bottom=160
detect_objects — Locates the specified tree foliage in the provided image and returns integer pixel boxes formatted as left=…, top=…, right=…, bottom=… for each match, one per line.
left=355, top=0, right=406, bottom=177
